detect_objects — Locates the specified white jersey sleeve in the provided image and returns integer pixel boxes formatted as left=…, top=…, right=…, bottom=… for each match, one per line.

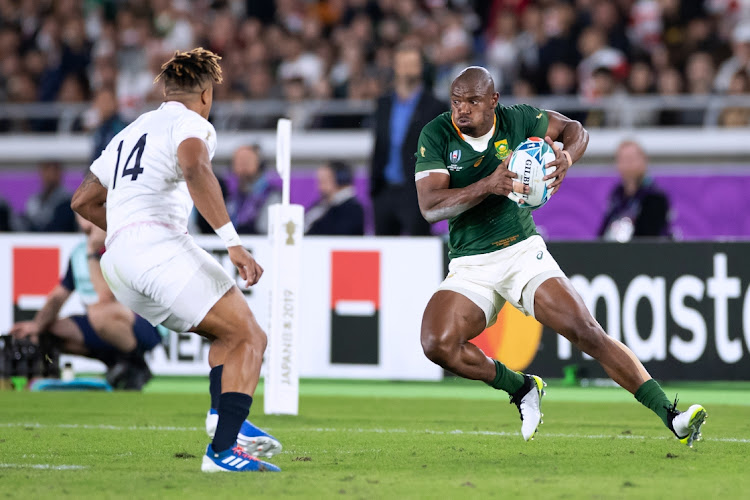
left=172, top=113, right=217, bottom=161
left=89, top=141, right=115, bottom=187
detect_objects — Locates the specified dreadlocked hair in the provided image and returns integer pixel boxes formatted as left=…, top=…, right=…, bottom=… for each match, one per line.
left=154, top=47, right=223, bottom=93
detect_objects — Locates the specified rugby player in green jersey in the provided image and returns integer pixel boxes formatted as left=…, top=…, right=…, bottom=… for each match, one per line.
left=414, top=67, right=706, bottom=446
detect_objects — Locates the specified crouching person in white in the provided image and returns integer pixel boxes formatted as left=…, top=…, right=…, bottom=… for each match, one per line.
left=72, top=48, right=281, bottom=472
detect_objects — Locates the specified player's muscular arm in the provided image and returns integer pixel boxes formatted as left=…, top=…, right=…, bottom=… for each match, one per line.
left=178, top=138, right=263, bottom=287
left=542, top=110, right=589, bottom=191
left=71, top=171, right=108, bottom=230
left=545, top=110, right=588, bottom=164
left=10, top=285, right=72, bottom=339
left=178, top=138, right=231, bottom=229
left=416, top=158, right=528, bottom=223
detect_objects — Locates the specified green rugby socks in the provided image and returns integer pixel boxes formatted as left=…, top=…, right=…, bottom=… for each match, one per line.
left=634, top=378, right=672, bottom=428
left=487, top=359, right=525, bottom=394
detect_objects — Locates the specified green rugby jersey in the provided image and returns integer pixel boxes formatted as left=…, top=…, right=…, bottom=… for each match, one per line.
left=415, top=103, right=549, bottom=259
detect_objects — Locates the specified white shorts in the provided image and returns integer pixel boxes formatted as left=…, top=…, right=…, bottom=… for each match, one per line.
left=438, top=235, right=565, bottom=327
left=100, top=223, right=234, bottom=332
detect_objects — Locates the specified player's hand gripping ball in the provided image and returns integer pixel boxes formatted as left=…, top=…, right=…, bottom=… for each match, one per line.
left=506, top=137, right=556, bottom=210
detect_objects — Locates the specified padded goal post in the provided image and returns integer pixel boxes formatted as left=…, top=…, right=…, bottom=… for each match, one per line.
left=264, top=118, right=303, bottom=415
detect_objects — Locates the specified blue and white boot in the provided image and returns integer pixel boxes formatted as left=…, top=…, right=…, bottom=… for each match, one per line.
left=206, top=409, right=283, bottom=458
left=201, top=444, right=281, bottom=472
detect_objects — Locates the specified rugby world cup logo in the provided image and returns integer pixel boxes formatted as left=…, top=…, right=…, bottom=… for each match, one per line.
left=449, top=149, right=461, bottom=164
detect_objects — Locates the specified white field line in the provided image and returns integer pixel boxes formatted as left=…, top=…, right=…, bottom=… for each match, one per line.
left=0, top=463, right=88, bottom=470
left=1, top=422, right=748, bottom=444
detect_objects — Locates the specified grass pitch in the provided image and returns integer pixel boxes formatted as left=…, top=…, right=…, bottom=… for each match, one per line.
left=1, top=378, right=749, bottom=499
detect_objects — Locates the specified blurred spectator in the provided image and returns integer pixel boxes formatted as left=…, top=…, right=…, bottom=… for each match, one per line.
left=719, top=70, right=750, bottom=126
left=583, top=67, right=623, bottom=128
left=626, top=60, right=658, bottom=126
left=537, top=2, right=579, bottom=89
left=682, top=51, right=716, bottom=125
left=599, top=141, right=671, bottom=242
left=0, top=0, right=746, bottom=135
left=512, top=78, right=536, bottom=98
left=86, top=86, right=127, bottom=163
left=304, top=161, right=364, bottom=236
left=656, top=66, right=685, bottom=126
left=715, top=23, right=750, bottom=93
left=225, top=145, right=281, bottom=235
left=486, top=11, right=521, bottom=94
left=277, top=34, right=323, bottom=90
left=547, top=62, right=578, bottom=96
left=685, top=52, right=715, bottom=95
left=370, top=43, right=445, bottom=236
left=590, top=0, right=630, bottom=55
left=577, top=26, right=628, bottom=98
left=21, top=161, right=77, bottom=233
left=627, top=61, right=656, bottom=95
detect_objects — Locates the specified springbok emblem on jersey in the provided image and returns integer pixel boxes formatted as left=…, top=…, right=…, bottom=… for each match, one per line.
left=495, top=139, right=510, bottom=160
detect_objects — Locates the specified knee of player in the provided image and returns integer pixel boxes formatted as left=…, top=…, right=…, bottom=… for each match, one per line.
left=88, top=302, right=129, bottom=329
left=233, top=322, right=267, bottom=352
left=420, top=329, right=453, bottom=363
left=86, top=304, right=106, bottom=330
left=571, top=318, right=606, bottom=353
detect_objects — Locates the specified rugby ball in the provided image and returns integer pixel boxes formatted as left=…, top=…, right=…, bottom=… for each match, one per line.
left=507, top=137, right=556, bottom=210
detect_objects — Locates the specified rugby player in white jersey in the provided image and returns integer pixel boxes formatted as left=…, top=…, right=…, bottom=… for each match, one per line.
left=71, top=48, right=281, bottom=472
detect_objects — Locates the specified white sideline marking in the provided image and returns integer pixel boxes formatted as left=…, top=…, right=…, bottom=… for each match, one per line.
left=2, top=422, right=747, bottom=444
left=0, top=463, right=88, bottom=470
left=0, top=423, right=202, bottom=432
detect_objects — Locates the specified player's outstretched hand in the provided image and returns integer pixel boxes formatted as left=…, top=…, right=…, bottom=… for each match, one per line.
left=543, top=136, right=571, bottom=192
left=228, top=246, right=264, bottom=288
left=10, top=321, right=40, bottom=341
left=485, top=154, right=529, bottom=200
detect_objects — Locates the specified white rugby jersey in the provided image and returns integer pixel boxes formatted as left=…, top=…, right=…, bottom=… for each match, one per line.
left=89, top=101, right=216, bottom=243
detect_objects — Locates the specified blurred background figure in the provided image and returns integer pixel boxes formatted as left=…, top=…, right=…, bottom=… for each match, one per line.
left=85, top=86, right=127, bottom=163
left=305, top=161, right=364, bottom=236
left=370, top=42, right=445, bottom=236
left=225, top=144, right=281, bottom=235
left=719, top=70, right=750, bottom=126
left=9, top=215, right=162, bottom=390
left=598, top=141, right=672, bottom=242
left=20, top=161, right=76, bottom=232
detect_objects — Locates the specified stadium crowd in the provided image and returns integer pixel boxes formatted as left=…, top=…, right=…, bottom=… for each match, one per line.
left=0, top=0, right=749, bottom=131
left=0, top=0, right=747, bottom=235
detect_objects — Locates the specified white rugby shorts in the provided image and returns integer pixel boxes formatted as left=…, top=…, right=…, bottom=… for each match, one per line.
left=100, top=223, right=235, bottom=332
left=438, top=235, right=565, bottom=326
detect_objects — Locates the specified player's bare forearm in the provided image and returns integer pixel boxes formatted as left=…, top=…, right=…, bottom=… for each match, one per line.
left=185, top=166, right=231, bottom=228
left=545, top=110, right=589, bottom=163
left=71, top=171, right=108, bottom=230
left=557, top=119, right=588, bottom=163
left=178, top=138, right=231, bottom=229
left=417, top=174, right=490, bottom=223
left=87, top=254, right=116, bottom=303
left=34, top=286, right=71, bottom=332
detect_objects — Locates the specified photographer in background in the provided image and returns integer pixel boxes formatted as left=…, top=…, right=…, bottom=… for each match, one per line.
left=9, top=215, right=163, bottom=389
